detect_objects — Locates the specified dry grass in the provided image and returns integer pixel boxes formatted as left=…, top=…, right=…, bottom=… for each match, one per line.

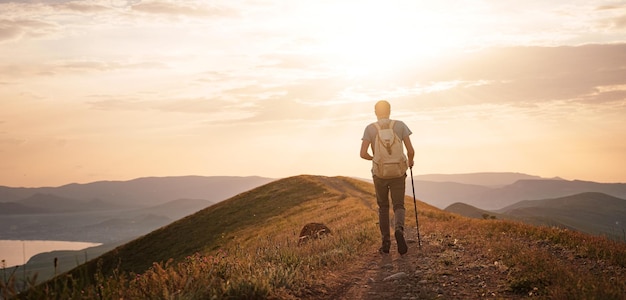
left=416, top=205, right=626, bottom=299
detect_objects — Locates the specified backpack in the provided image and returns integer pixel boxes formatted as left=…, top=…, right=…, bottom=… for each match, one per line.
left=372, top=120, right=408, bottom=178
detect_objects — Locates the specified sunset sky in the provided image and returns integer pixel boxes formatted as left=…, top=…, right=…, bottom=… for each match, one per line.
left=1, top=0, right=625, bottom=187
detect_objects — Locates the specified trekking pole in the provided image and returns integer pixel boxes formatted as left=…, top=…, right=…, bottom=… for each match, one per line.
left=409, top=166, right=422, bottom=249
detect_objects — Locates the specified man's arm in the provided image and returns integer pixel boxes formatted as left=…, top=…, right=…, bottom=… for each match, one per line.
left=360, top=140, right=373, bottom=160
left=403, top=136, right=415, bottom=167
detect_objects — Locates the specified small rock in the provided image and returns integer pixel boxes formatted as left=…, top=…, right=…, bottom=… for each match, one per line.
left=383, top=272, right=408, bottom=281
left=494, top=260, right=509, bottom=272
left=297, top=223, right=331, bottom=245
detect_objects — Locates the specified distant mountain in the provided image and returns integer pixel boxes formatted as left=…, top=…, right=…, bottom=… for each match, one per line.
left=468, top=179, right=626, bottom=210
left=447, top=192, right=626, bottom=241
left=86, top=214, right=171, bottom=229
left=5, top=173, right=624, bottom=211
left=409, top=180, right=491, bottom=208
left=413, top=172, right=548, bottom=187
left=0, top=187, right=24, bottom=203
left=498, top=191, right=626, bottom=213
left=83, top=214, right=173, bottom=239
left=0, top=175, right=275, bottom=207
left=498, top=192, right=626, bottom=239
left=16, top=193, right=120, bottom=212
left=0, top=202, right=48, bottom=214
left=0, top=177, right=267, bottom=243
left=129, top=198, right=213, bottom=220
left=399, top=172, right=559, bottom=209
left=407, top=175, right=626, bottom=210
left=444, top=202, right=504, bottom=220
left=17, top=193, right=80, bottom=209
left=0, top=199, right=214, bottom=243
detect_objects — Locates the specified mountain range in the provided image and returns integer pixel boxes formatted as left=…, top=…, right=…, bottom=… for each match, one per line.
left=409, top=173, right=626, bottom=210
left=2, top=173, right=626, bottom=243
left=0, top=175, right=275, bottom=207
left=0, top=176, right=276, bottom=243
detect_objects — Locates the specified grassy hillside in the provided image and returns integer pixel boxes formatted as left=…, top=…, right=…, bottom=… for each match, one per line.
left=5, top=175, right=626, bottom=299
left=14, top=175, right=390, bottom=298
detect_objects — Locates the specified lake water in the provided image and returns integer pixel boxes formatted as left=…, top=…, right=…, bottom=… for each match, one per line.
left=0, top=240, right=101, bottom=268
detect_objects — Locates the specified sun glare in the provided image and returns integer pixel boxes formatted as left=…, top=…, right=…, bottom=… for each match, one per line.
left=308, top=2, right=463, bottom=77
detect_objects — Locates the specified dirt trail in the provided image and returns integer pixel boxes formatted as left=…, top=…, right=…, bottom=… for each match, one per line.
left=307, top=176, right=519, bottom=299
left=318, top=227, right=520, bottom=300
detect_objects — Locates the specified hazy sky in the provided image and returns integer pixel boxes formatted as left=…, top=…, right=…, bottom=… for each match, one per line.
left=1, top=0, right=625, bottom=187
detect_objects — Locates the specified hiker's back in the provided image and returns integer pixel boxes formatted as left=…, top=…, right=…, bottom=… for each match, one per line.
left=372, top=120, right=408, bottom=178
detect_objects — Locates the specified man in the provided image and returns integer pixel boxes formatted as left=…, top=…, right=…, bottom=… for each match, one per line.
left=360, top=100, right=415, bottom=255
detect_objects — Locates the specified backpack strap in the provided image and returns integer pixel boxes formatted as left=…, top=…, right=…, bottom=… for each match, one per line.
left=374, top=119, right=395, bottom=130
left=374, top=120, right=397, bottom=155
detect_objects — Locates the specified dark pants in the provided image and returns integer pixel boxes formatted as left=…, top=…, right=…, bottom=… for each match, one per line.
left=373, top=174, right=406, bottom=243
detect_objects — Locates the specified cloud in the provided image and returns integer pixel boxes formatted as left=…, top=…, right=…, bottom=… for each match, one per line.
left=55, top=2, right=111, bottom=13
left=52, top=60, right=166, bottom=72
left=86, top=96, right=251, bottom=114
left=0, top=59, right=167, bottom=79
left=157, top=98, right=256, bottom=118
left=257, top=53, right=328, bottom=70
left=0, top=19, right=58, bottom=42
left=592, top=4, right=626, bottom=30
left=0, top=0, right=65, bottom=3
left=0, top=1, right=112, bottom=43
left=0, top=136, right=27, bottom=146
left=584, top=86, right=626, bottom=104
left=0, top=0, right=235, bottom=45
left=130, top=1, right=237, bottom=18
left=84, top=43, right=626, bottom=126
left=393, top=44, right=626, bottom=108
left=85, top=81, right=356, bottom=126
left=85, top=98, right=152, bottom=111
left=610, top=15, right=626, bottom=29
left=596, top=5, right=623, bottom=10
left=84, top=97, right=259, bottom=128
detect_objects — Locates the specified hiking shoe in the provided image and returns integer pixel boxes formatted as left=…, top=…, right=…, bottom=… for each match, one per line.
left=379, top=240, right=390, bottom=254
left=395, top=229, right=408, bottom=255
